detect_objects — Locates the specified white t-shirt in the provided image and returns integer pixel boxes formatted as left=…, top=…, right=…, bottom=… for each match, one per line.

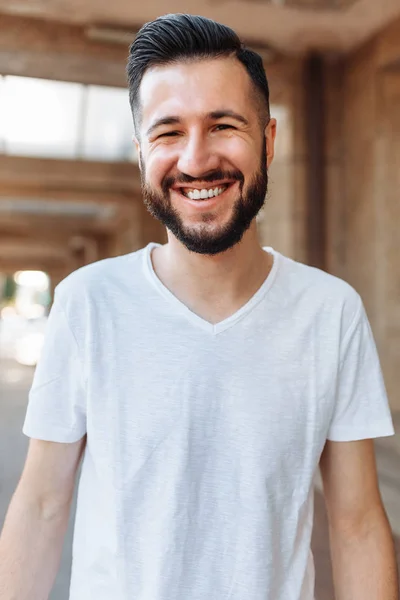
left=23, top=244, right=394, bottom=600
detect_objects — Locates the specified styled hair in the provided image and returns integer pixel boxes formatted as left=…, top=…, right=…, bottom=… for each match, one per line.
left=126, top=13, right=270, bottom=132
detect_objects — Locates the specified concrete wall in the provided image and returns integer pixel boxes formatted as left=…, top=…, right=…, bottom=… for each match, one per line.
left=257, top=57, right=308, bottom=263
left=326, top=18, right=400, bottom=411
left=109, top=203, right=167, bottom=257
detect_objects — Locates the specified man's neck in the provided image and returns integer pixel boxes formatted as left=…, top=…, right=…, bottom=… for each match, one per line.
left=151, top=226, right=273, bottom=324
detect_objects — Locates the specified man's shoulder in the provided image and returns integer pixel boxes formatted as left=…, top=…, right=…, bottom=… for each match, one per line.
left=55, top=248, right=146, bottom=307
left=274, top=250, right=362, bottom=323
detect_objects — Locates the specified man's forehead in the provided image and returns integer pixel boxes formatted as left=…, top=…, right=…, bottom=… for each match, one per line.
left=141, top=55, right=246, bottom=85
left=139, top=57, right=255, bottom=124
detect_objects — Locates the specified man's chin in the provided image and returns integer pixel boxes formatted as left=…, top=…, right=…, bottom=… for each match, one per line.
left=170, top=223, right=247, bottom=256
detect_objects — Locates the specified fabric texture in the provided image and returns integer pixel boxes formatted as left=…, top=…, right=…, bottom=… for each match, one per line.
left=23, top=244, right=394, bottom=600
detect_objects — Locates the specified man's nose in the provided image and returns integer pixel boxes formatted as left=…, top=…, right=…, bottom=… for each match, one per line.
left=176, top=134, right=219, bottom=178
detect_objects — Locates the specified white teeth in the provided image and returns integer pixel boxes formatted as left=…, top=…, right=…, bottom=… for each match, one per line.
left=186, top=186, right=227, bottom=200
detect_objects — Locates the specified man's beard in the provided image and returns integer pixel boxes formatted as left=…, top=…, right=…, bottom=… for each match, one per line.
left=141, top=141, right=268, bottom=256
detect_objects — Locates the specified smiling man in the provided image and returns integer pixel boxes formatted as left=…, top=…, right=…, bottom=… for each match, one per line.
left=0, top=13, right=398, bottom=600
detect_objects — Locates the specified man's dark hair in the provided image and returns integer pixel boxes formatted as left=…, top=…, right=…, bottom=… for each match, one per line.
left=126, top=13, right=270, bottom=133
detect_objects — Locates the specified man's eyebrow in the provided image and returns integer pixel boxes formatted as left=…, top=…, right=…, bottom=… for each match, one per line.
left=209, top=110, right=249, bottom=126
left=146, top=116, right=181, bottom=137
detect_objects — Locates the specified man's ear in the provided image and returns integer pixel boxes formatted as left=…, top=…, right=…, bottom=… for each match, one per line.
left=265, top=118, right=277, bottom=169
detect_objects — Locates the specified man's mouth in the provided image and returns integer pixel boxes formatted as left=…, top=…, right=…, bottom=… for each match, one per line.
left=174, top=183, right=232, bottom=201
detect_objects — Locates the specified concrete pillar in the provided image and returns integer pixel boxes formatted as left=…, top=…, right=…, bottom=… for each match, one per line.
left=324, top=26, right=400, bottom=413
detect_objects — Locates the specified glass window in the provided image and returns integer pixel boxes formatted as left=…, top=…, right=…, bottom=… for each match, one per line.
left=270, top=104, right=291, bottom=160
left=0, top=76, right=137, bottom=163
left=0, top=75, right=5, bottom=152
left=82, top=85, right=137, bottom=162
left=1, top=76, right=83, bottom=159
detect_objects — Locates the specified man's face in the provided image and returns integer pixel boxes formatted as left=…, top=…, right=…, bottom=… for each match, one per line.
left=136, top=57, right=276, bottom=255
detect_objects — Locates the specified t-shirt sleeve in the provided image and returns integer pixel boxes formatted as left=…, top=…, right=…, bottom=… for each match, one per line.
left=327, top=296, right=395, bottom=442
left=22, top=291, right=87, bottom=443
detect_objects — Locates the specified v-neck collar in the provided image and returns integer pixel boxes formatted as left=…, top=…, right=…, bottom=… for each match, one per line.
left=143, top=242, right=280, bottom=335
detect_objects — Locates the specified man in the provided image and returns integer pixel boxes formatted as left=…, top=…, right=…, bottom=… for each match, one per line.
left=0, top=13, right=398, bottom=600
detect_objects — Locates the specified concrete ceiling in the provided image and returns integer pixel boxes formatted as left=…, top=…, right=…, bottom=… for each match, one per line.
left=0, top=0, right=399, bottom=54
left=0, top=154, right=140, bottom=270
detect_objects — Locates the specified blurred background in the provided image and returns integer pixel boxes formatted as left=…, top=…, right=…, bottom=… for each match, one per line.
left=0, top=1, right=399, bottom=598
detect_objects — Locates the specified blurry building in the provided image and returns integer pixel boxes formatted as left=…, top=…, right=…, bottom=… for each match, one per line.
left=0, top=0, right=399, bottom=413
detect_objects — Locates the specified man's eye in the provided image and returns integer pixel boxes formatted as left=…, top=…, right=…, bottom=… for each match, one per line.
left=158, top=131, right=179, bottom=138
left=215, top=124, right=234, bottom=131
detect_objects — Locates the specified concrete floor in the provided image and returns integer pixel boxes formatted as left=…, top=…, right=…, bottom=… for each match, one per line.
left=1, top=358, right=399, bottom=599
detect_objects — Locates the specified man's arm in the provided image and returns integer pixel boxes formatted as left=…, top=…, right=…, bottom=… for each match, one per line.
left=319, top=438, right=399, bottom=600
left=0, top=436, right=86, bottom=600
